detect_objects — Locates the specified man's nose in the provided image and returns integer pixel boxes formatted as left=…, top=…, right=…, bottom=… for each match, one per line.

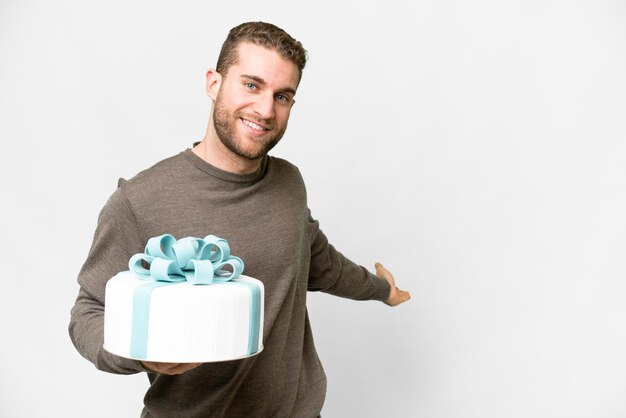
left=252, top=93, right=275, bottom=120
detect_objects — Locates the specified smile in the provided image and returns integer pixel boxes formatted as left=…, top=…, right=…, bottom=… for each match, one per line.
left=241, top=118, right=269, bottom=132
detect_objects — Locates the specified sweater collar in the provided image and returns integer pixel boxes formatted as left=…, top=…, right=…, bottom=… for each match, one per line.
left=183, top=147, right=268, bottom=184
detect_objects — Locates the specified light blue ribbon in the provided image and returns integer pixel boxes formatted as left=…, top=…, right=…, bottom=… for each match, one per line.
left=128, top=234, right=244, bottom=285
left=127, top=234, right=261, bottom=359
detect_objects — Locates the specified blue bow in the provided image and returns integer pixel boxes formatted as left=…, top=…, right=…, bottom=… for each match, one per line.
left=128, top=234, right=244, bottom=284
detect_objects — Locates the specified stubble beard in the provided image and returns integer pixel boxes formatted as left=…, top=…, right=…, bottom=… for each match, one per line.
left=213, top=95, right=287, bottom=161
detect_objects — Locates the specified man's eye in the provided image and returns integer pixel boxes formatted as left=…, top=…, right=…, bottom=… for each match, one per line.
left=276, top=94, right=290, bottom=103
left=245, top=82, right=257, bottom=90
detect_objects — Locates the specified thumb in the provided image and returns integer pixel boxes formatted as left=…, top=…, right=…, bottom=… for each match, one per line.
left=375, top=262, right=393, bottom=284
left=375, top=262, right=384, bottom=276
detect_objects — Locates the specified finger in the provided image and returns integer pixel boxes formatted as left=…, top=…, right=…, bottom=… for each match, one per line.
left=374, top=262, right=387, bottom=276
left=386, top=288, right=411, bottom=306
left=396, top=289, right=411, bottom=305
left=375, top=262, right=393, bottom=281
left=162, top=363, right=182, bottom=374
left=153, top=362, right=178, bottom=374
left=143, top=361, right=201, bottom=375
left=141, top=361, right=172, bottom=373
left=179, top=363, right=202, bottom=374
left=167, top=363, right=202, bottom=375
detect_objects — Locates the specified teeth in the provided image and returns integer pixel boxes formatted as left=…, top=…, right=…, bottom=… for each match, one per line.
left=242, top=118, right=266, bottom=131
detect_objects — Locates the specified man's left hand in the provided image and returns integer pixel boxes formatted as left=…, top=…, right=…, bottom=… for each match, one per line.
left=375, top=262, right=411, bottom=307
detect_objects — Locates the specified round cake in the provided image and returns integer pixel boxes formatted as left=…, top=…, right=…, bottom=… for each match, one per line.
left=104, top=270, right=264, bottom=363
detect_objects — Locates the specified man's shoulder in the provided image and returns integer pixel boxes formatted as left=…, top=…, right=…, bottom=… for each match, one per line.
left=128, top=151, right=187, bottom=181
left=267, top=156, right=303, bottom=179
left=116, top=150, right=189, bottom=198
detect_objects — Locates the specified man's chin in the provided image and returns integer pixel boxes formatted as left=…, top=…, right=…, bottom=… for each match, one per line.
left=228, top=142, right=275, bottom=161
left=217, top=127, right=282, bottom=160
left=235, top=149, right=264, bottom=161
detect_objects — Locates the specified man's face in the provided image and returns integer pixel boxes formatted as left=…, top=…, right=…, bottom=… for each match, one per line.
left=212, top=42, right=300, bottom=160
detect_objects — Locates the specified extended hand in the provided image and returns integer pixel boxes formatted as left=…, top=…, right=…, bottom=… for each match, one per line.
left=375, top=262, right=411, bottom=307
left=140, top=361, right=202, bottom=375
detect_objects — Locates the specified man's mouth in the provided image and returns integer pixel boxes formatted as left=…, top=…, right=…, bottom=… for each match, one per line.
left=241, top=118, right=270, bottom=132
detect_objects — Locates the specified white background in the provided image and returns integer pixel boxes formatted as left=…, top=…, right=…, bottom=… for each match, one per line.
left=1, top=1, right=625, bottom=417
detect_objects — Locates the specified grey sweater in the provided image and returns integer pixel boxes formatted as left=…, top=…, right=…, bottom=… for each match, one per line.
left=69, top=149, right=390, bottom=418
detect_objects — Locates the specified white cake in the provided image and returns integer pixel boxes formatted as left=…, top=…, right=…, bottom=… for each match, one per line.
left=104, top=270, right=264, bottom=363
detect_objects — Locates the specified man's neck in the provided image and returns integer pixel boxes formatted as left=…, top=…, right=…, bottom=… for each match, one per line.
left=192, top=131, right=263, bottom=175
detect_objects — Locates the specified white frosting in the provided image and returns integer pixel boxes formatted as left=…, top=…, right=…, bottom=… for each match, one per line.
left=104, top=270, right=264, bottom=363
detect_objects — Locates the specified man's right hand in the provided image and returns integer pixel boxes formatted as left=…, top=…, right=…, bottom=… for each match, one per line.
left=375, top=262, right=411, bottom=307
left=140, top=361, right=203, bottom=375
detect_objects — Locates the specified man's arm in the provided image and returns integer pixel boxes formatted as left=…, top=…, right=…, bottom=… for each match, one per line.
left=68, top=186, right=147, bottom=374
left=306, top=212, right=410, bottom=306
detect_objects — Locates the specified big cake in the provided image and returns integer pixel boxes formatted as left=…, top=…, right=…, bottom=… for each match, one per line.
left=103, top=234, right=264, bottom=363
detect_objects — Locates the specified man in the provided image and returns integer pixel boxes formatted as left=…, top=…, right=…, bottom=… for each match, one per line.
left=69, top=21, right=410, bottom=417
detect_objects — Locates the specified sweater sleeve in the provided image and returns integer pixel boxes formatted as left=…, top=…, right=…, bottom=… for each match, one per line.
left=306, top=211, right=391, bottom=302
left=68, top=183, right=147, bottom=374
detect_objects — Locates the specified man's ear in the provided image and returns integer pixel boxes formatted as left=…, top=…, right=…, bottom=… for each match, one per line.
left=205, top=69, right=222, bottom=101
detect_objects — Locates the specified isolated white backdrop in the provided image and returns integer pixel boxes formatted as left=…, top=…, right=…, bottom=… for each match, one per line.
left=1, top=1, right=625, bottom=417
